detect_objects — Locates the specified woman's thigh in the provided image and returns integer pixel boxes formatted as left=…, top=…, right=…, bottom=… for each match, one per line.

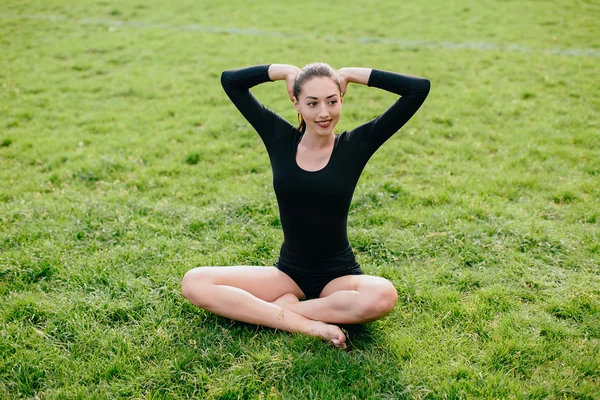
left=183, top=266, right=305, bottom=302
left=318, top=274, right=395, bottom=298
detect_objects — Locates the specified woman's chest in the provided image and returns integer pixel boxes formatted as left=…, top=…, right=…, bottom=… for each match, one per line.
left=295, top=144, right=333, bottom=172
left=271, top=152, right=360, bottom=200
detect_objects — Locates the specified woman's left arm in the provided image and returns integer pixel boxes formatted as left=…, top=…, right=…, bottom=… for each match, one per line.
left=339, top=67, right=430, bottom=154
left=338, top=67, right=372, bottom=95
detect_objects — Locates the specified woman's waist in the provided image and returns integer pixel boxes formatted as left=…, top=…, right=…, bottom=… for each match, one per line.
left=278, top=241, right=356, bottom=265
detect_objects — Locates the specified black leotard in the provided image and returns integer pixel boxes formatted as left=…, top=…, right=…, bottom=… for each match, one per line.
left=221, top=65, right=430, bottom=297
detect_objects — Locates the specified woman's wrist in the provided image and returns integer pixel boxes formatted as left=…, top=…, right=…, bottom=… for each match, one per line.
left=338, top=67, right=372, bottom=85
left=268, top=64, right=300, bottom=81
left=337, top=67, right=371, bottom=96
left=268, top=64, right=301, bottom=101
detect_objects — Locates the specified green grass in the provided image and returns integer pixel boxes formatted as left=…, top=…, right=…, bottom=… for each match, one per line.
left=1, top=0, right=599, bottom=398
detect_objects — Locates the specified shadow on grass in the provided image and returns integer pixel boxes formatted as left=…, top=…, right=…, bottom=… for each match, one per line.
left=187, top=306, right=383, bottom=350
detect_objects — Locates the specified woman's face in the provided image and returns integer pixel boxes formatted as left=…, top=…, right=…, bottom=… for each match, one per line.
left=294, top=77, right=343, bottom=136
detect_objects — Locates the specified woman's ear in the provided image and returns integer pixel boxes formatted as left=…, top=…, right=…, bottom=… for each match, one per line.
left=293, top=96, right=300, bottom=110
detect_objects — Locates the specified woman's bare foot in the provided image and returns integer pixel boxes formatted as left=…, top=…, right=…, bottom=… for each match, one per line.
left=308, top=321, right=347, bottom=349
left=274, top=294, right=346, bottom=348
left=272, top=293, right=300, bottom=309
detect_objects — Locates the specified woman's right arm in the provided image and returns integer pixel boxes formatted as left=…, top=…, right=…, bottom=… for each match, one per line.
left=267, top=64, right=301, bottom=102
left=221, top=64, right=299, bottom=135
left=221, top=65, right=273, bottom=135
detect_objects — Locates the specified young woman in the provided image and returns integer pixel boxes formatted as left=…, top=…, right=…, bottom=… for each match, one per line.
left=182, top=63, right=430, bottom=348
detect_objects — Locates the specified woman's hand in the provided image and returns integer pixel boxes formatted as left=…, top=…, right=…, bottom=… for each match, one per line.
left=337, top=67, right=372, bottom=96
left=338, top=68, right=350, bottom=97
left=285, top=66, right=300, bottom=102
left=268, top=64, right=301, bottom=102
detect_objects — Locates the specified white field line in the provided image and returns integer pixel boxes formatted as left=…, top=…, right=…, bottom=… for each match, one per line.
left=2, top=13, right=599, bottom=58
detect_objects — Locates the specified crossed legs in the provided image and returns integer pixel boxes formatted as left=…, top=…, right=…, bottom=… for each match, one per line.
left=181, top=266, right=398, bottom=348
left=274, top=274, right=398, bottom=325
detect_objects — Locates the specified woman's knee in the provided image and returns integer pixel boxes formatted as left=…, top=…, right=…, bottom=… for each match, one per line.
left=181, top=267, right=215, bottom=302
left=359, top=280, right=398, bottom=321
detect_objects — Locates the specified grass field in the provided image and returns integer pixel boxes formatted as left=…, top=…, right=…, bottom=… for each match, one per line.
left=1, top=0, right=599, bottom=398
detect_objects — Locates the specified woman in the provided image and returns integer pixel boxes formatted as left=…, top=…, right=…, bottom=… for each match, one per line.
left=182, top=63, right=430, bottom=348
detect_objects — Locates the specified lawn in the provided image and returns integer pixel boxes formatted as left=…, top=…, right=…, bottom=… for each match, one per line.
left=1, top=0, right=599, bottom=398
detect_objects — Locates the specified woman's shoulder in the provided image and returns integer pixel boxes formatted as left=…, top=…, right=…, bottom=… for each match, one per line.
left=333, top=130, right=361, bottom=149
left=336, top=130, right=351, bottom=142
left=337, top=121, right=372, bottom=142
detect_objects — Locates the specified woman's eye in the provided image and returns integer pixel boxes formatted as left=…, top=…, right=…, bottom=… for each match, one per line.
left=329, top=100, right=338, bottom=105
left=307, top=102, right=316, bottom=107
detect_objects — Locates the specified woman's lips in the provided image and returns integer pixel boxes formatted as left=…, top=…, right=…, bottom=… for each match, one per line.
left=316, top=120, right=332, bottom=128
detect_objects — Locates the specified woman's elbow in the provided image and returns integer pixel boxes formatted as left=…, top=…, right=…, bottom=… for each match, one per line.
left=421, top=78, right=431, bottom=94
left=220, top=70, right=233, bottom=89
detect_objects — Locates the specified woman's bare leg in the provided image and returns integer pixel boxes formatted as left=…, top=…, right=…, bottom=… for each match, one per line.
left=273, top=275, right=398, bottom=325
left=181, top=266, right=347, bottom=348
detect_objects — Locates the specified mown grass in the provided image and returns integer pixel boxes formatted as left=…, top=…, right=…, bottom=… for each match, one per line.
left=1, top=0, right=599, bottom=398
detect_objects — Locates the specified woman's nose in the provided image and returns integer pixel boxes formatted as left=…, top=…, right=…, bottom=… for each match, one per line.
left=318, top=105, right=329, bottom=117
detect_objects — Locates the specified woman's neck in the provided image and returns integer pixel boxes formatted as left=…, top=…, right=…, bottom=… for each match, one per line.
left=301, top=129, right=335, bottom=149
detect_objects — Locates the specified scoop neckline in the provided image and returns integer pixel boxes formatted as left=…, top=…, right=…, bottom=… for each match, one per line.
left=294, top=134, right=339, bottom=173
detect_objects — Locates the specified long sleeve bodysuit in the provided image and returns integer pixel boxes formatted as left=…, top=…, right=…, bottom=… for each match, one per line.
left=221, top=65, right=430, bottom=298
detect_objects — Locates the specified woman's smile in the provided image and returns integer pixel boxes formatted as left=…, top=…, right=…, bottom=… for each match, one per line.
left=316, top=120, right=332, bottom=128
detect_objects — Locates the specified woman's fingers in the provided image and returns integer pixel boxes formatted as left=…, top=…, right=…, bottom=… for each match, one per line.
left=286, top=68, right=299, bottom=101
